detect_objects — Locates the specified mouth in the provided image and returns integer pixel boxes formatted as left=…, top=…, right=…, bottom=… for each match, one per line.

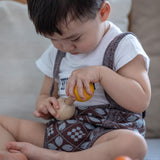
left=70, top=52, right=79, bottom=55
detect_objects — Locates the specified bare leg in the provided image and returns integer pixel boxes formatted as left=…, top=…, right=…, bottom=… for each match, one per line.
left=7, top=142, right=60, bottom=160
left=0, top=151, right=28, bottom=160
left=0, top=115, right=45, bottom=160
left=7, top=129, right=147, bottom=160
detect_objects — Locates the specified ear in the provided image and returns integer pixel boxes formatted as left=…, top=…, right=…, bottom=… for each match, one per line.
left=99, top=2, right=111, bottom=22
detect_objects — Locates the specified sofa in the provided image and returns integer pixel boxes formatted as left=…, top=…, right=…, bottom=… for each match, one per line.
left=0, top=0, right=160, bottom=159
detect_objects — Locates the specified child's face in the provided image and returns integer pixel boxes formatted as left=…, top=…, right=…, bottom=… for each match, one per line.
left=45, top=15, right=106, bottom=55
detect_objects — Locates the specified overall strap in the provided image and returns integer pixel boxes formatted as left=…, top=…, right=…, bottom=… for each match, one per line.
left=103, top=32, right=146, bottom=118
left=103, top=32, right=135, bottom=70
left=102, top=32, right=133, bottom=105
left=50, top=50, right=66, bottom=97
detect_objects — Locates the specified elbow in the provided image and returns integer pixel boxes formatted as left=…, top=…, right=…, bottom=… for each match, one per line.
left=134, top=85, right=151, bottom=113
left=133, top=94, right=151, bottom=113
left=141, top=89, right=151, bottom=112
left=136, top=102, right=149, bottom=114
left=124, top=89, right=151, bottom=113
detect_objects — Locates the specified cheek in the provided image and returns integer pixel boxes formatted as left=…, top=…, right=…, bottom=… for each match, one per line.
left=78, top=38, right=100, bottom=52
left=51, top=41, right=61, bottom=50
left=77, top=29, right=102, bottom=52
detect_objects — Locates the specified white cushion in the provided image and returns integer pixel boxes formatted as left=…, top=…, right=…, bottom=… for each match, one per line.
left=108, top=0, right=132, bottom=31
left=0, top=1, right=50, bottom=121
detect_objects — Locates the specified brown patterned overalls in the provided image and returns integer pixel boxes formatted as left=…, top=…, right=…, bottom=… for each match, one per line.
left=44, top=32, right=145, bottom=152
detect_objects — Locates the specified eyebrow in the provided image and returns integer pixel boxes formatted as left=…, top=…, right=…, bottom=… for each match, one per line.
left=63, top=33, right=81, bottom=40
left=49, top=33, right=81, bottom=41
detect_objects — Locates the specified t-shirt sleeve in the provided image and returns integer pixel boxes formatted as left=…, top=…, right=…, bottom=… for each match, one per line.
left=114, top=34, right=150, bottom=72
left=35, top=45, right=57, bottom=78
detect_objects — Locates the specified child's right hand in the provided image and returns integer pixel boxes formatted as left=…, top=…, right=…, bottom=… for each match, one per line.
left=34, top=97, right=60, bottom=119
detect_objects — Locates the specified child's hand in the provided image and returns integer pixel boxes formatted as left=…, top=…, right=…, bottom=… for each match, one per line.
left=34, top=97, right=60, bottom=119
left=66, top=66, right=100, bottom=101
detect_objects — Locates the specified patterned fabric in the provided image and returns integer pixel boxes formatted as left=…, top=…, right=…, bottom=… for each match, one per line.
left=44, top=32, right=146, bottom=151
left=44, top=105, right=145, bottom=151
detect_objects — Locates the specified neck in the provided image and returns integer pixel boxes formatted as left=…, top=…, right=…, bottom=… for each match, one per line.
left=103, top=21, right=110, bottom=37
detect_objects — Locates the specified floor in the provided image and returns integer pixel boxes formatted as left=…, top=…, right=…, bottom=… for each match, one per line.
left=145, top=139, right=160, bottom=160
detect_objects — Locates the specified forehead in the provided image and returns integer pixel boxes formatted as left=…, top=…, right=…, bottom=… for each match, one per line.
left=61, top=19, right=83, bottom=33
left=53, top=18, right=94, bottom=39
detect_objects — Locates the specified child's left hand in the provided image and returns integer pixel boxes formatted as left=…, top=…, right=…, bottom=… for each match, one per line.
left=66, top=66, right=100, bottom=101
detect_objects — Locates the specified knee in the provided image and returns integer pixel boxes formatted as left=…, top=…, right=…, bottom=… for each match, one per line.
left=0, top=115, right=8, bottom=129
left=0, top=115, right=5, bottom=124
left=0, top=115, right=8, bottom=124
left=121, top=130, right=147, bottom=159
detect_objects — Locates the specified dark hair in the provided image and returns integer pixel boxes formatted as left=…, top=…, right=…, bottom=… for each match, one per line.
left=27, top=0, right=104, bottom=35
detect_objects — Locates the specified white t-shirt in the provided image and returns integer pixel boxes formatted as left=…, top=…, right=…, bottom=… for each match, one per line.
left=36, top=21, right=150, bottom=107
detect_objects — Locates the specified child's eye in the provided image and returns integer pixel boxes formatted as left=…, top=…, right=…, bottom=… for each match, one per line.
left=71, top=36, right=81, bottom=42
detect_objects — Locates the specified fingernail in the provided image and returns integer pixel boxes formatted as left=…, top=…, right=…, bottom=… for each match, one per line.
left=7, top=144, right=11, bottom=149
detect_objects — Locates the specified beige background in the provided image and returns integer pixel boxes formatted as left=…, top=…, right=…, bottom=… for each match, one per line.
left=130, top=0, right=160, bottom=138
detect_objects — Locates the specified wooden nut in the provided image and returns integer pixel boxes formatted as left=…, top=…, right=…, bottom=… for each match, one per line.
left=56, top=97, right=75, bottom=121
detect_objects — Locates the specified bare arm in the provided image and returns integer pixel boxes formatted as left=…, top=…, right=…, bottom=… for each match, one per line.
left=35, top=75, right=60, bottom=119
left=66, top=55, right=151, bottom=113
left=99, top=55, right=151, bottom=113
left=36, top=75, right=59, bottom=106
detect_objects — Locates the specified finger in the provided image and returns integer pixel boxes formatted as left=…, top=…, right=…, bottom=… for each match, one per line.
left=84, top=82, right=93, bottom=95
left=36, top=104, right=48, bottom=114
left=8, top=149, right=21, bottom=153
left=7, top=142, right=23, bottom=151
left=41, top=106, right=48, bottom=114
left=67, top=78, right=76, bottom=99
left=33, top=111, right=46, bottom=118
left=76, top=79, right=86, bottom=100
left=47, top=104, right=57, bottom=118
left=42, top=115, right=52, bottom=120
left=33, top=111, right=41, bottom=117
left=49, top=97, right=59, bottom=109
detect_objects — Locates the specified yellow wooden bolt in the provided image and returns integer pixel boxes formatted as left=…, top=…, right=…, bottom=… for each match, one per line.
left=74, top=83, right=94, bottom=102
left=115, top=156, right=132, bottom=160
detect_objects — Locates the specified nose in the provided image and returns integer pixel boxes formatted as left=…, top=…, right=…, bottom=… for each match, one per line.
left=61, top=41, right=75, bottom=52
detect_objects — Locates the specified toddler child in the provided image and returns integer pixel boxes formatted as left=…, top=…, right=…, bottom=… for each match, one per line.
left=0, top=0, right=151, bottom=160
